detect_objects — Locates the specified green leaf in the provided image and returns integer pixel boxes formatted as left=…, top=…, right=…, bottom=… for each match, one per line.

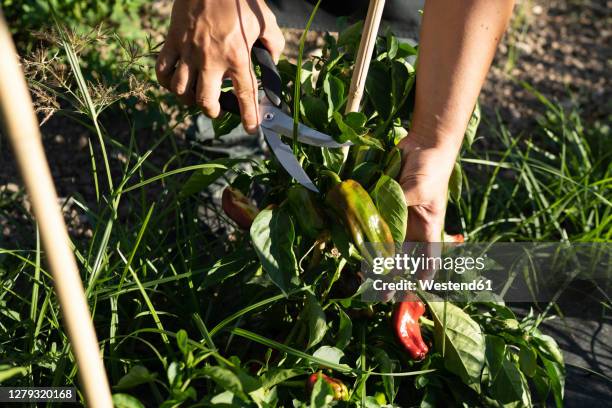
left=344, top=112, right=367, bottom=129
left=392, top=125, right=408, bottom=145
left=337, top=21, right=363, bottom=48
left=448, top=161, right=463, bottom=203
left=490, top=355, right=531, bottom=407
left=310, top=374, right=334, bottom=408
left=212, top=111, right=241, bottom=137
left=533, top=333, right=564, bottom=366
left=363, top=396, right=383, bottom=407
left=387, top=35, right=399, bottom=59
left=419, top=389, right=439, bottom=408
left=209, top=390, right=244, bottom=406
left=112, top=393, right=145, bottom=408
left=391, top=60, right=411, bottom=108
left=176, top=329, right=188, bottom=355
left=277, top=59, right=297, bottom=84
left=312, top=346, right=344, bottom=365
left=0, top=366, right=27, bottom=383
left=232, top=364, right=262, bottom=394
left=351, top=162, right=380, bottom=189
left=201, top=249, right=256, bottom=287
left=476, top=301, right=517, bottom=320
left=356, top=134, right=384, bottom=150
left=464, top=102, right=481, bottom=148
left=371, top=175, right=407, bottom=243
left=333, top=112, right=384, bottom=150
left=397, top=42, right=418, bottom=58
left=201, top=366, right=247, bottom=401
left=372, top=348, right=396, bottom=403
left=301, top=95, right=328, bottom=129
left=427, top=300, right=485, bottom=391
left=330, top=221, right=352, bottom=260
left=233, top=328, right=352, bottom=373
left=541, top=357, right=564, bottom=408
left=332, top=111, right=357, bottom=143
left=485, top=335, right=505, bottom=384
left=180, top=158, right=246, bottom=198
left=323, top=74, right=346, bottom=116
left=531, top=366, right=552, bottom=402
left=261, top=368, right=305, bottom=389
left=532, top=331, right=565, bottom=407
left=383, top=147, right=402, bottom=180
left=167, top=361, right=183, bottom=387
left=115, top=365, right=157, bottom=390
left=250, top=208, right=298, bottom=295
left=321, top=148, right=344, bottom=173
left=305, top=293, right=327, bottom=349
left=161, top=386, right=196, bottom=407
left=365, top=61, right=392, bottom=119
left=335, top=308, right=353, bottom=349
left=519, top=344, right=537, bottom=377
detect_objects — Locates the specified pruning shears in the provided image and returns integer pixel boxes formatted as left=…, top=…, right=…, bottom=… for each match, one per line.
left=219, top=41, right=352, bottom=193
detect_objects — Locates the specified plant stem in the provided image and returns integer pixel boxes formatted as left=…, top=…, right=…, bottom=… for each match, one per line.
left=292, top=0, right=322, bottom=155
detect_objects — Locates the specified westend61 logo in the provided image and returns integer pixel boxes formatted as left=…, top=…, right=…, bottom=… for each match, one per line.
left=361, top=243, right=611, bottom=303
left=371, top=253, right=487, bottom=275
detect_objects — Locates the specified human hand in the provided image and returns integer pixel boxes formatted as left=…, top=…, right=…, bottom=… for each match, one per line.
left=156, top=0, right=285, bottom=133
left=397, top=135, right=459, bottom=242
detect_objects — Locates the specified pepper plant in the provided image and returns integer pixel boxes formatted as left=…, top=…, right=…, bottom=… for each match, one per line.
left=164, top=22, right=567, bottom=407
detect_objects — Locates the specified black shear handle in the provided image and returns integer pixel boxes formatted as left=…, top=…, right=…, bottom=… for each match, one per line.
left=218, top=40, right=282, bottom=115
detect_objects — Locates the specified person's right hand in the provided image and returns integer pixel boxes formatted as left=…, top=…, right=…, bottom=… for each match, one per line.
left=398, top=134, right=456, bottom=243
left=156, top=0, right=285, bottom=133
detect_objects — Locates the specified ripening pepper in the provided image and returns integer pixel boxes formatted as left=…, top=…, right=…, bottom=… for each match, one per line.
left=221, top=186, right=259, bottom=229
left=306, top=372, right=349, bottom=401
left=393, top=293, right=429, bottom=360
left=287, top=185, right=326, bottom=238
left=325, top=179, right=395, bottom=266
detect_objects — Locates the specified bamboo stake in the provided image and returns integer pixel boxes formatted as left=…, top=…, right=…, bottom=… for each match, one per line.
left=0, top=13, right=113, bottom=408
left=343, top=0, right=386, bottom=157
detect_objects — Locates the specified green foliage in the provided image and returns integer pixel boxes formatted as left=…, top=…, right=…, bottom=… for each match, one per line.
left=250, top=208, right=298, bottom=295
left=112, top=393, right=146, bottom=408
left=457, top=87, right=611, bottom=242
left=427, top=300, right=486, bottom=392
left=371, top=175, right=408, bottom=243
left=2, top=0, right=149, bottom=48
left=310, top=375, right=334, bottom=407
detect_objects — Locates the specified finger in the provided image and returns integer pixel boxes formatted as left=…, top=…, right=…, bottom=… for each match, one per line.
left=230, top=67, right=259, bottom=134
left=170, top=60, right=195, bottom=105
left=259, top=25, right=285, bottom=63
left=195, top=69, right=224, bottom=118
left=155, top=42, right=179, bottom=89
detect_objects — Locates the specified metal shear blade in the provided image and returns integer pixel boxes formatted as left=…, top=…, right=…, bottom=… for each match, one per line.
left=259, top=127, right=319, bottom=193
left=217, top=42, right=351, bottom=192
left=259, top=98, right=352, bottom=149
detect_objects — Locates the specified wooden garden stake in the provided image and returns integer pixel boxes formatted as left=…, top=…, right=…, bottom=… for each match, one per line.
left=343, top=0, right=387, bottom=157
left=0, top=12, right=113, bottom=408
